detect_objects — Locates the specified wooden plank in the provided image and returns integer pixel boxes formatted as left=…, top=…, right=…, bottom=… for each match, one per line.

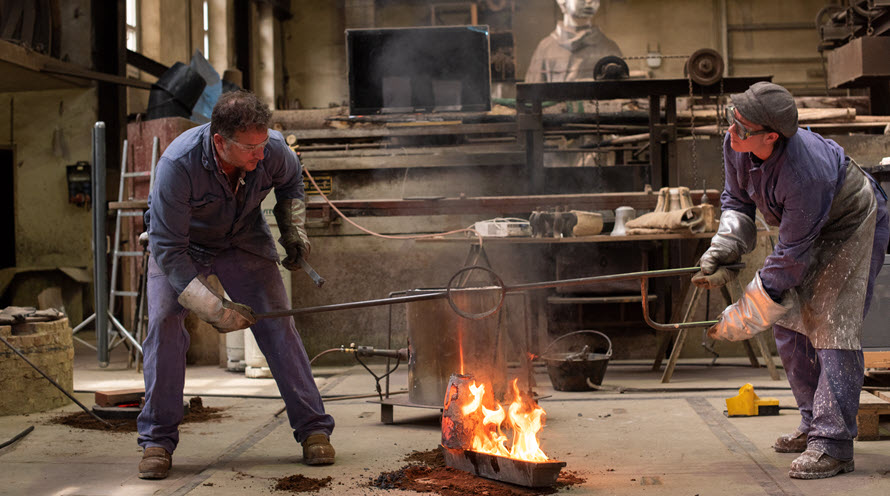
left=856, top=390, right=890, bottom=441
left=865, top=351, right=890, bottom=368
left=95, top=388, right=145, bottom=407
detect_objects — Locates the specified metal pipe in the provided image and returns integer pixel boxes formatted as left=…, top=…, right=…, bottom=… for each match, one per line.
left=92, top=122, right=109, bottom=367
left=255, top=291, right=446, bottom=319
left=256, top=264, right=744, bottom=321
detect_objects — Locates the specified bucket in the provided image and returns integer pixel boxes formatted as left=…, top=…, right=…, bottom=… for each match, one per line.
left=541, top=330, right=612, bottom=392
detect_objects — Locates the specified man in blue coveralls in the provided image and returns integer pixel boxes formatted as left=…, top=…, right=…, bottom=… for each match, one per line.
left=137, top=90, right=335, bottom=479
left=693, top=82, right=889, bottom=479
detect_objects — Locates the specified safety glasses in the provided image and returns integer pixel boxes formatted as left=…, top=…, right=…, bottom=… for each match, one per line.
left=724, top=105, right=773, bottom=140
left=225, top=134, right=269, bottom=152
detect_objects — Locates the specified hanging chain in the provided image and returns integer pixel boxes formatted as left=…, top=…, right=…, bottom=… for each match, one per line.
left=594, top=97, right=601, bottom=166
left=718, top=78, right=725, bottom=191
left=621, top=54, right=690, bottom=61
left=687, top=74, right=699, bottom=191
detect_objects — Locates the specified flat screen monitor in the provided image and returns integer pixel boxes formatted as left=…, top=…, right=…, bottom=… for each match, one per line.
left=346, top=25, right=492, bottom=115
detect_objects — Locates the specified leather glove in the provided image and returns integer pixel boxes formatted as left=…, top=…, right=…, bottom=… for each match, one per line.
left=177, top=275, right=256, bottom=333
left=707, top=271, right=792, bottom=341
left=692, top=210, right=756, bottom=290
left=273, top=198, right=311, bottom=271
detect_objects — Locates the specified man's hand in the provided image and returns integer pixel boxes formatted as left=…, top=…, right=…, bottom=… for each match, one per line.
left=274, top=198, right=311, bottom=272
left=281, top=243, right=306, bottom=272
left=692, top=210, right=756, bottom=290
left=177, top=275, right=256, bottom=333
left=692, top=266, right=739, bottom=290
left=707, top=272, right=791, bottom=341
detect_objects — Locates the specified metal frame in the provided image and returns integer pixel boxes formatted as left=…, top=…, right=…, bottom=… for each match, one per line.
left=514, top=77, right=770, bottom=193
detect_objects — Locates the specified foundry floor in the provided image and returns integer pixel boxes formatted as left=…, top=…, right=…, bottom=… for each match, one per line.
left=2, top=340, right=890, bottom=496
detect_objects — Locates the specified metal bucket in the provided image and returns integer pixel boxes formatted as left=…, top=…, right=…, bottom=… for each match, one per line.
left=405, top=289, right=506, bottom=406
left=541, top=330, right=612, bottom=392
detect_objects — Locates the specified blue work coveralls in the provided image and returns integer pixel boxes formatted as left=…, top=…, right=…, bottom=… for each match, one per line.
left=138, top=123, right=334, bottom=454
left=721, top=130, right=889, bottom=460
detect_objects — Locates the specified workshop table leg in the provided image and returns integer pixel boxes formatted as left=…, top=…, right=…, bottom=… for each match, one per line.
left=753, top=332, right=781, bottom=380
left=661, top=285, right=702, bottom=383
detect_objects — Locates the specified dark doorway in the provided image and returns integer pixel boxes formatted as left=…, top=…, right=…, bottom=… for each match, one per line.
left=0, top=149, right=14, bottom=268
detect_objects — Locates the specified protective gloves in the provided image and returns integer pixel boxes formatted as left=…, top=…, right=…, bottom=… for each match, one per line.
left=273, top=198, right=311, bottom=271
left=692, top=210, right=756, bottom=290
left=177, top=274, right=256, bottom=333
left=707, top=271, right=792, bottom=341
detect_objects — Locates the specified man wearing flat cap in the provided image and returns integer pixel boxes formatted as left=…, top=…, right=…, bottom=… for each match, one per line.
left=692, top=82, right=889, bottom=479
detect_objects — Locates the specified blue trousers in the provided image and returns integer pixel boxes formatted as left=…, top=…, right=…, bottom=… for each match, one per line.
left=137, top=248, right=335, bottom=453
left=773, top=195, right=889, bottom=461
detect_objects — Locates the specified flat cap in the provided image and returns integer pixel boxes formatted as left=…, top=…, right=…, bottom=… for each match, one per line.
left=730, top=82, right=798, bottom=138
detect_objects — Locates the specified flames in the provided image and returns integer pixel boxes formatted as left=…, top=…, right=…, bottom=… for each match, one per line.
left=459, top=378, right=549, bottom=462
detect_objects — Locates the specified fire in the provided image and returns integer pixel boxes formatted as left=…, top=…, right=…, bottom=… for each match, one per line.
left=460, top=378, right=549, bottom=462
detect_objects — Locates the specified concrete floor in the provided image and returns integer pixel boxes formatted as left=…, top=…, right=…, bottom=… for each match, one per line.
left=2, top=340, right=890, bottom=496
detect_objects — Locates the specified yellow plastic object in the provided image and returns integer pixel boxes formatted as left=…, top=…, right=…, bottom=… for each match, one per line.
left=725, top=383, right=780, bottom=417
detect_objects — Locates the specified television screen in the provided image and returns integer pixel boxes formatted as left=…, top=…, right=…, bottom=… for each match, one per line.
left=346, top=25, right=492, bottom=115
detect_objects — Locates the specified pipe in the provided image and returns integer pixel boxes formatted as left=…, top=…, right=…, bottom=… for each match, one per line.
left=0, top=426, right=34, bottom=450
left=91, top=122, right=109, bottom=367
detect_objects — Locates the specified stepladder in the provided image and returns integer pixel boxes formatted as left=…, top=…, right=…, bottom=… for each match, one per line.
left=72, top=136, right=159, bottom=368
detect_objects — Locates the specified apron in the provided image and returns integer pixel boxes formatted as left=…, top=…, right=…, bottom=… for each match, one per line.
left=774, top=159, right=877, bottom=349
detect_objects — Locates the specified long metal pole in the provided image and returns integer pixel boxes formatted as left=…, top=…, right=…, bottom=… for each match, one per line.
left=255, top=264, right=743, bottom=320
left=92, top=122, right=109, bottom=367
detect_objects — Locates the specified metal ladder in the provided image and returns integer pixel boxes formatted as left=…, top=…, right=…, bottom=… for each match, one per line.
left=72, top=136, right=159, bottom=366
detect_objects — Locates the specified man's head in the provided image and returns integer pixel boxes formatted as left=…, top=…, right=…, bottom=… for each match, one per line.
left=557, top=0, right=600, bottom=25
left=210, top=90, right=273, bottom=172
left=726, top=82, right=797, bottom=158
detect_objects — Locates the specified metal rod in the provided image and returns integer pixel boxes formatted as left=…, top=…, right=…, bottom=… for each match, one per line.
left=256, top=264, right=743, bottom=320
left=641, top=278, right=720, bottom=330
left=507, top=264, right=743, bottom=292
left=92, top=122, right=109, bottom=367
left=0, top=334, right=114, bottom=428
left=255, top=291, right=447, bottom=319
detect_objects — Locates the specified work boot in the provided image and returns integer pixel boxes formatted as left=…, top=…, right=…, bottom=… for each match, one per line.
left=138, top=447, right=172, bottom=480
left=301, top=433, right=335, bottom=465
left=788, top=450, right=854, bottom=479
left=773, top=429, right=807, bottom=453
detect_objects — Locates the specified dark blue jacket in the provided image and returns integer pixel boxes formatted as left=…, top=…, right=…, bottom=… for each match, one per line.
left=721, top=130, right=849, bottom=300
left=146, top=123, right=304, bottom=293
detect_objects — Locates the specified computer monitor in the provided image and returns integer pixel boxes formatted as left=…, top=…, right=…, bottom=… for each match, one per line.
left=346, top=25, right=492, bottom=115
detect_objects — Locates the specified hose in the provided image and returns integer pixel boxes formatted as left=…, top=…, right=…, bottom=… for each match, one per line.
left=0, top=426, right=34, bottom=450
left=301, top=165, right=484, bottom=245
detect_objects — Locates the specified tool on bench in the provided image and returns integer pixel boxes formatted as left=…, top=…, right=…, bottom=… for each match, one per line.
left=725, top=383, right=797, bottom=417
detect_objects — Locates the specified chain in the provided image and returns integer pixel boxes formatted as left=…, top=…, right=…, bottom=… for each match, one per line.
left=687, top=73, right=699, bottom=191
left=718, top=78, right=725, bottom=190
left=594, top=97, right=601, bottom=166
left=621, top=54, right=690, bottom=61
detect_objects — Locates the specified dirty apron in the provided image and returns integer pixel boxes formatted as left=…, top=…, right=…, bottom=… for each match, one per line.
left=774, top=159, right=878, bottom=350
left=770, top=159, right=879, bottom=462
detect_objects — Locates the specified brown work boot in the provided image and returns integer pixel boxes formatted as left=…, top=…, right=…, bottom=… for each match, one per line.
left=773, top=429, right=807, bottom=453
left=301, top=433, right=335, bottom=465
left=138, top=446, right=172, bottom=479
left=788, top=450, right=854, bottom=479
